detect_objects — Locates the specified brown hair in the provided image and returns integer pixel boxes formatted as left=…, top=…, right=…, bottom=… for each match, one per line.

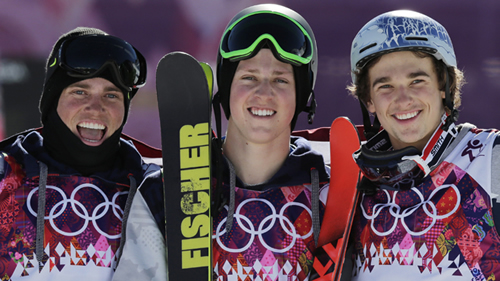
left=347, top=51, right=465, bottom=113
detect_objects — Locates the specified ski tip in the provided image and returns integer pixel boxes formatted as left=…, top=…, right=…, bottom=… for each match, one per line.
left=156, top=51, right=197, bottom=68
left=331, top=116, right=354, bottom=126
left=330, top=116, right=360, bottom=137
left=163, top=51, right=194, bottom=58
left=199, top=62, right=214, bottom=97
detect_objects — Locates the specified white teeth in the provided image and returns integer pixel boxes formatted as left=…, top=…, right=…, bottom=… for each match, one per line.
left=78, top=122, right=105, bottom=130
left=395, top=111, right=418, bottom=120
left=251, top=108, right=275, bottom=116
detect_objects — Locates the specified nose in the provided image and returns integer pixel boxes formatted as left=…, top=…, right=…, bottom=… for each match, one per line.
left=255, top=79, right=274, bottom=98
left=86, top=94, right=105, bottom=112
left=394, top=85, right=412, bottom=105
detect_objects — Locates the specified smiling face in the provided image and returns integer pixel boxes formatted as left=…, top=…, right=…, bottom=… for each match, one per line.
left=57, top=77, right=125, bottom=146
left=366, top=51, right=445, bottom=151
left=227, top=48, right=296, bottom=145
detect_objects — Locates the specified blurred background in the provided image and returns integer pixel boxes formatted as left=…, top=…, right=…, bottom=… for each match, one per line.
left=0, top=0, right=499, bottom=148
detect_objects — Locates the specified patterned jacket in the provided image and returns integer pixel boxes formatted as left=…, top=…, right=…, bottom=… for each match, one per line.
left=0, top=129, right=160, bottom=280
left=352, top=123, right=500, bottom=280
left=213, top=136, right=330, bottom=281
left=113, top=134, right=331, bottom=281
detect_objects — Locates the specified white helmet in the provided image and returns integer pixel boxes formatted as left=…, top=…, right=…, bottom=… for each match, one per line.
left=350, top=10, right=456, bottom=84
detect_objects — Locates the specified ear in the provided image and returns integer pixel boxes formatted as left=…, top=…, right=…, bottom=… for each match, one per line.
left=440, top=90, right=446, bottom=99
left=365, top=100, right=376, bottom=114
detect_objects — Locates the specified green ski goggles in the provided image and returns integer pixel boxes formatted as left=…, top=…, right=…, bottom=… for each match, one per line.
left=219, top=12, right=314, bottom=66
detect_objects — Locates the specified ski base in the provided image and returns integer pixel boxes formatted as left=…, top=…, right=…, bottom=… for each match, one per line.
left=156, top=52, right=213, bottom=281
left=312, top=116, right=361, bottom=281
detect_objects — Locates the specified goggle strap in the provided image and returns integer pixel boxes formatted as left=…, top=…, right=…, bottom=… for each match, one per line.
left=412, top=115, right=457, bottom=176
left=401, top=155, right=431, bottom=175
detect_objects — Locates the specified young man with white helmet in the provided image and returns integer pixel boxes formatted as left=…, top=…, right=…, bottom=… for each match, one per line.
left=348, top=10, right=500, bottom=280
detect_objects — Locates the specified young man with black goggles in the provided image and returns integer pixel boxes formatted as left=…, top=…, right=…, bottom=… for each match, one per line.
left=0, top=27, right=161, bottom=280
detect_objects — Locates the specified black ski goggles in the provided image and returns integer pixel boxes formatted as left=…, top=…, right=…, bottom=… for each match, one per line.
left=354, top=144, right=423, bottom=187
left=219, top=12, right=314, bottom=66
left=55, top=34, right=146, bottom=92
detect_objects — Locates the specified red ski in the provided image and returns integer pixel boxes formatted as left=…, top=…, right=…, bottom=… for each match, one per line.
left=311, top=116, right=361, bottom=281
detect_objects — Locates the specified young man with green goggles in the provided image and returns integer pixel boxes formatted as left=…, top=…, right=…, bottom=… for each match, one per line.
left=211, top=4, right=330, bottom=280
left=0, top=27, right=161, bottom=280
left=113, top=4, right=329, bottom=280
left=347, top=10, right=500, bottom=280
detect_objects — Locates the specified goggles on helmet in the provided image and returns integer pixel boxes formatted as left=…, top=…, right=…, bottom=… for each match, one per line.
left=355, top=141, right=423, bottom=187
left=354, top=114, right=458, bottom=190
left=55, top=34, right=147, bottom=92
left=219, top=12, right=314, bottom=66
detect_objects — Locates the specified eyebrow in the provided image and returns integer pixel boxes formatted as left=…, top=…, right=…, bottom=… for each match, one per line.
left=408, top=71, right=430, bottom=79
left=105, top=86, right=122, bottom=92
left=273, top=70, right=293, bottom=76
left=69, top=82, right=121, bottom=92
left=237, top=68, right=293, bottom=76
left=371, top=70, right=431, bottom=88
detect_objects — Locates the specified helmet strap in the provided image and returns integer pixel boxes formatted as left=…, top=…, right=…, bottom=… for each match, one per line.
left=213, top=93, right=223, bottom=147
left=305, top=90, right=316, bottom=124
left=442, top=68, right=459, bottom=131
left=360, top=99, right=380, bottom=140
left=211, top=93, right=226, bottom=219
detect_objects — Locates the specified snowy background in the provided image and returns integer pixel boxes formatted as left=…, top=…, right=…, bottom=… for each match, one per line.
left=0, top=0, right=499, bottom=148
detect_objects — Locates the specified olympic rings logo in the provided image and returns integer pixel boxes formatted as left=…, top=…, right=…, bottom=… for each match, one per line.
left=214, top=198, right=312, bottom=253
left=361, top=184, right=460, bottom=236
left=26, top=183, right=128, bottom=239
